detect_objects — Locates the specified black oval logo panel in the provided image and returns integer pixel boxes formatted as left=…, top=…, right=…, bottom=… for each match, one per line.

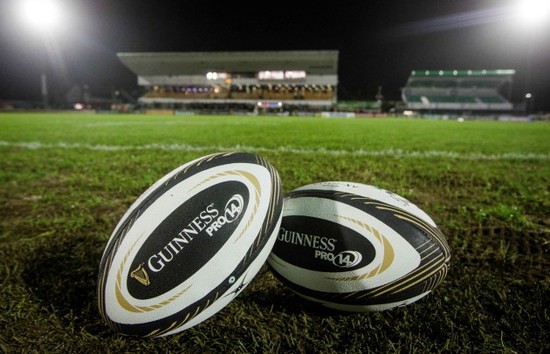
left=128, top=180, right=249, bottom=299
left=274, top=215, right=376, bottom=272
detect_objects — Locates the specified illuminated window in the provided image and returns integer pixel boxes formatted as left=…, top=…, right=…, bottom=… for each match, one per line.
left=258, top=70, right=306, bottom=80
left=206, top=72, right=229, bottom=80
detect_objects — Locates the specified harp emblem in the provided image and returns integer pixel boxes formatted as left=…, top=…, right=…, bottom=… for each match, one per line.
left=130, top=263, right=150, bottom=286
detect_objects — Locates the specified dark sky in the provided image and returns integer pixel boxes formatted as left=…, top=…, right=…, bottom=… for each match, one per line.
left=1, top=0, right=549, bottom=110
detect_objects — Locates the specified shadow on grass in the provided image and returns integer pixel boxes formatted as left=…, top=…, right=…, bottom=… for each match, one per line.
left=19, top=232, right=339, bottom=339
left=21, top=233, right=110, bottom=335
left=237, top=265, right=352, bottom=317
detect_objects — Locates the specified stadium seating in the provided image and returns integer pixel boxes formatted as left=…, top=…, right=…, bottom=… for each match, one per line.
left=402, top=69, right=515, bottom=112
left=117, top=51, right=339, bottom=112
left=142, top=84, right=336, bottom=103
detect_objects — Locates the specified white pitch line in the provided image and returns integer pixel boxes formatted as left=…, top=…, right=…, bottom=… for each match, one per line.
left=0, top=140, right=548, bottom=161
left=81, top=121, right=209, bottom=127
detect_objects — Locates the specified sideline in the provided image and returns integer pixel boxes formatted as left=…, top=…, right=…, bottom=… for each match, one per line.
left=0, top=140, right=548, bottom=161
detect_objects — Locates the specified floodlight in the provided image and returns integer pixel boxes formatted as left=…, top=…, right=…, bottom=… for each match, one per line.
left=17, top=0, right=67, bottom=110
left=515, top=0, right=550, bottom=27
left=19, top=0, right=63, bottom=32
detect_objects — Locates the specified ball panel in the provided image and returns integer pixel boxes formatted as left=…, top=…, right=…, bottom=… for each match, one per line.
left=292, top=181, right=437, bottom=227
left=271, top=196, right=423, bottom=293
left=271, top=250, right=448, bottom=307
left=163, top=214, right=282, bottom=336
left=103, top=162, right=271, bottom=325
left=99, top=152, right=273, bottom=265
left=98, top=152, right=284, bottom=336
left=268, top=181, right=451, bottom=312
left=127, top=180, right=249, bottom=299
left=278, top=215, right=376, bottom=272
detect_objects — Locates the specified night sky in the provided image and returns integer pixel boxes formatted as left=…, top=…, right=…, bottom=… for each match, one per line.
left=0, top=0, right=549, bottom=110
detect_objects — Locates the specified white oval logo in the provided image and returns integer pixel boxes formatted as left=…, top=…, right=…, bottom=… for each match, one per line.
left=224, top=194, right=244, bottom=223
left=332, top=250, right=363, bottom=268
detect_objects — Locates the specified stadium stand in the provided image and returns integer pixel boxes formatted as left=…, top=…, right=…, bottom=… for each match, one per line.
left=117, top=51, right=338, bottom=113
left=401, top=69, right=515, bottom=114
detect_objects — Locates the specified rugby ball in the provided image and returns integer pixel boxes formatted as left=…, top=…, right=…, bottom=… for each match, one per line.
left=97, top=152, right=283, bottom=337
left=267, top=181, right=450, bottom=312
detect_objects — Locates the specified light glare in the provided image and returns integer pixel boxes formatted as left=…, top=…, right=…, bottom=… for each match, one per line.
left=19, top=0, right=63, bottom=31
left=516, top=0, right=550, bottom=26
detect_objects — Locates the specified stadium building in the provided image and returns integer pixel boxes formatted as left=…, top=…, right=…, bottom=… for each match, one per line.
left=117, top=51, right=339, bottom=114
left=401, top=69, right=517, bottom=116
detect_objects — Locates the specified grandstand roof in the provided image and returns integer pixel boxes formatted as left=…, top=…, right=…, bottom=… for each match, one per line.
left=118, top=51, right=339, bottom=76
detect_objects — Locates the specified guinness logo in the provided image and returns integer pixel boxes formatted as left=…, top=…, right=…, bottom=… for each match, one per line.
left=130, top=263, right=150, bottom=286
left=126, top=180, right=250, bottom=299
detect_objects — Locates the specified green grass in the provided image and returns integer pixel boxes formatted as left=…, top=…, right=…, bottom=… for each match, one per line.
left=1, top=112, right=548, bottom=353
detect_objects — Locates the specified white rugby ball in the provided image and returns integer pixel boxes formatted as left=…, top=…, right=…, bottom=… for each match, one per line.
left=267, top=181, right=450, bottom=312
left=97, top=152, right=283, bottom=337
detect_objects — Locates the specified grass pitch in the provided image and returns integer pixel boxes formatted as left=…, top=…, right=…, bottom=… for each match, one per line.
left=1, top=113, right=548, bottom=353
